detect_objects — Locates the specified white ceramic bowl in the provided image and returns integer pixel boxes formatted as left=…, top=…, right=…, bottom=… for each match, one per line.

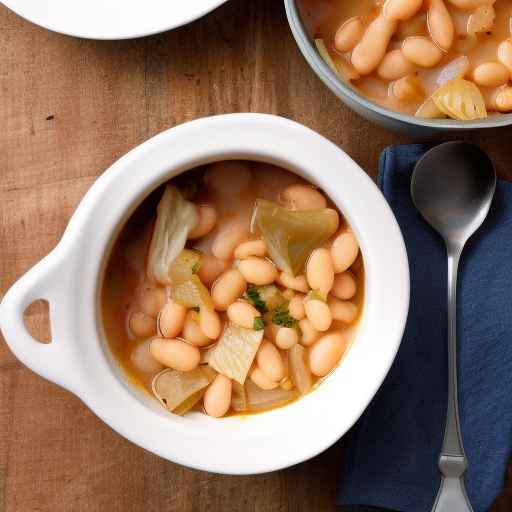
left=1, top=0, right=229, bottom=40
left=0, top=114, right=409, bottom=474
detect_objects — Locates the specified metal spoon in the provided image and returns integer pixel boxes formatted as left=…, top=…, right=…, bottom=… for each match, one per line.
left=411, top=141, right=496, bottom=512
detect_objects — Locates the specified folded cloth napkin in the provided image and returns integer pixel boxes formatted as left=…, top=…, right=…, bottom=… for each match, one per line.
left=337, top=144, right=512, bottom=512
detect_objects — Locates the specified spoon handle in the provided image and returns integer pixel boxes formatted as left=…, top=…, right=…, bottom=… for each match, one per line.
left=443, top=250, right=465, bottom=457
left=431, top=249, right=473, bottom=512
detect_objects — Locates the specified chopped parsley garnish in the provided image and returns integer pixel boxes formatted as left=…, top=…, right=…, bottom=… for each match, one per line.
left=190, top=306, right=200, bottom=313
left=245, top=286, right=268, bottom=313
left=253, top=317, right=265, bottom=331
left=191, top=261, right=200, bottom=274
left=271, top=304, right=297, bottom=328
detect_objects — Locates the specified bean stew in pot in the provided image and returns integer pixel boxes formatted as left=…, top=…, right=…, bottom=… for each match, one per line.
left=102, top=161, right=364, bottom=418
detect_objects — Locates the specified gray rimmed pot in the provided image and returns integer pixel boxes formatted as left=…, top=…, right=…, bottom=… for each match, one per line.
left=284, top=0, right=512, bottom=137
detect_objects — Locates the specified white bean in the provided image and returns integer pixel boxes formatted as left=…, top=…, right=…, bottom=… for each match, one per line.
left=383, top=0, right=423, bottom=21
left=331, top=231, right=359, bottom=273
left=334, top=16, right=365, bottom=53
left=304, top=299, right=332, bottom=332
left=234, top=239, right=267, bottom=259
left=256, top=341, right=285, bottom=382
left=238, top=257, right=278, bottom=285
left=331, top=272, right=357, bottom=300
left=309, top=332, right=348, bottom=377
left=211, top=269, right=247, bottom=310
left=307, top=248, right=334, bottom=299
left=298, top=318, right=320, bottom=346
left=288, top=295, right=305, bottom=320
left=199, top=308, right=222, bottom=340
left=182, top=310, right=211, bottom=347
left=377, top=49, right=416, bottom=81
left=472, top=62, right=510, bottom=87
left=351, top=15, right=398, bottom=75
left=129, top=311, right=156, bottom=338
left=211, top=218, right=249, bottom=260
left=227, top=301, right=261, bottom=329
left=250, top=367, right=278, bottom=390
left=138, top=286, right=166, bottom=317
left=280, top=184, right=327, bottom=211
left=427, top=0, right=454, bottom=51
left=402, top=37, right=443, bottom=67
left=275, top=327, right=299, bottom=349
left=495, top=87, right=512, bottom=112
left=197, top=254, right=229, bottom=286
left=204, top=374, right=232, bottom=418
left=390, top=75, right=426, bottom=103
left=497, top=39, right=512, bottom=72
left=188, top=205, right=218, bottom=239
left=481, top=86, right=501, bottom=110
left=278, top=272, right=309, bottom=293
left=158, top=300, right=187, bottom=338
left=150, top=338, right=200, bottom=372
left=328, top=297, right=359, bottom=324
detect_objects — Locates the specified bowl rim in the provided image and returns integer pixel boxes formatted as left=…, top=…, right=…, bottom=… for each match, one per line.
left=1, top=0, right=229, bottom=40
left=284, top=0, right=512, bottom=131
left=0, top=114, right=410, bottom=474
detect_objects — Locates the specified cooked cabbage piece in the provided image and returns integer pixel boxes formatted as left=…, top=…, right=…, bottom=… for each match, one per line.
left=288, top=345, right=312, bottom=395
left=467, top=5, right=495, bottom=36
left=152, top=367, right=215, bottom=415
left=174, top=390, right=206, bottom=416
left=245, top=380, right=296, bottom=411
left=431, top=78, right=487, bottom=121
left=169, top=249, right=202, bottom=286
left=231, top=381, right=248, bottom=412
left=208, top=323, right=264, bottom=385
left=436, top=56, right=470, bottom=86
left=315, top=38, right=360, bottom=83
left=415, top=97, right=445, bottom=119
left=172, top=275, right=214, bottom=311
left=390, top=75, right=425, bottom=103
left=147, top=185, right=199, bottom=285
left=251, top=199, right=339, bottom=276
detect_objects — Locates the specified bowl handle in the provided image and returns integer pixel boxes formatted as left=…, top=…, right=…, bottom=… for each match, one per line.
left=0, top=250, right=81, bottom=392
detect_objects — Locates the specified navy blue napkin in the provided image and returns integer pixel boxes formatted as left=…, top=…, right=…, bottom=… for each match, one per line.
left=337, top=144, right=512, bottom=512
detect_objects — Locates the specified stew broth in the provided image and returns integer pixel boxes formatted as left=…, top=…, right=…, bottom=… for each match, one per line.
left=102, top=161, right=364, bottom=417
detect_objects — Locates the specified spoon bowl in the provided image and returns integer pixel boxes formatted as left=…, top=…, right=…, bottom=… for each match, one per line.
left=411, top=142, right=496, bottom=248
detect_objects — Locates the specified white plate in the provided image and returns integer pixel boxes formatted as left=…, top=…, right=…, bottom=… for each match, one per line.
left=2, top=0, right=229, bottom=40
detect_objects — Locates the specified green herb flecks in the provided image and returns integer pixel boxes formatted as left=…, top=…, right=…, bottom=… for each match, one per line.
left=253, top=317, right=265, bottom=331
left=245, top=286, right=268, bottom=314
left=271, top=304, right=297, bottom=328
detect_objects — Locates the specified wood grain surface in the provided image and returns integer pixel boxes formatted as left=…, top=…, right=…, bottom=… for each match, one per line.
left=1, top=1, right=511, bottom=510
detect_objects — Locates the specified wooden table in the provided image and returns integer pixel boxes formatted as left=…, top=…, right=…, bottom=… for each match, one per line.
left=1, top=1, right=511, bottom=510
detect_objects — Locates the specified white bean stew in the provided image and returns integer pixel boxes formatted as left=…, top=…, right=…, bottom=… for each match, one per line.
left=299, top=0, right=512, bottom=120
left=102, top=161, right=364, bottom=418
